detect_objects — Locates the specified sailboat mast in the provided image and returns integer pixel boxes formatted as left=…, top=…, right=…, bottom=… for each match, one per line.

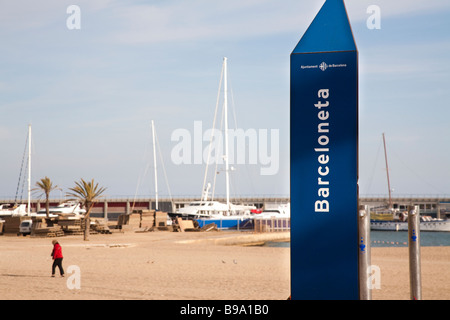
left=152, top=120, right=158, bottom=211
left=382, top=133, right=393, bottom=210
left=27, top=124, right=31, bottom=215
left=223, top=57, right=230, bottom=213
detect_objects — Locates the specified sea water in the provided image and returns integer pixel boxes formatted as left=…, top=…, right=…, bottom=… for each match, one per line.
left=370, top=230, right=450, bottom=247
left=265, top=231, right=450, bottom=248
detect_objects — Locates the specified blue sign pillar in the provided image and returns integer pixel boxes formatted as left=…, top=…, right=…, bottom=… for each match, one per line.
left=290, top=0, right=359, bottom=299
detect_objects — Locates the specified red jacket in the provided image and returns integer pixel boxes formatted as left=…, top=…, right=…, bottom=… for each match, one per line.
left=52, top=243, right=63, bottom=259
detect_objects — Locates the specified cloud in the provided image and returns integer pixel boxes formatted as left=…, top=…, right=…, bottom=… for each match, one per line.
left=99, top=0, right=450, bottom=45
left=0, top=126, right=12, bottom=141
left=106, top=0, right=317, bottom=44
left=3, top=0, right=449, bottom=45
left=1, top=0, right=449, bottom=38
left=360, top=40, right=450, bottom=78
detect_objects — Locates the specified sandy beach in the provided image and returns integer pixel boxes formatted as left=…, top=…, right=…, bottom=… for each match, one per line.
left=0, top=231, right=290, bottom=300
left=0, top=231, right=449, bottom=300
left=371, top=246, right=450, bottom=300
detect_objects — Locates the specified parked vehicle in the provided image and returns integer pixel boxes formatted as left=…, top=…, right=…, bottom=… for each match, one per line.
left=19, top=219, right=33, bottom=236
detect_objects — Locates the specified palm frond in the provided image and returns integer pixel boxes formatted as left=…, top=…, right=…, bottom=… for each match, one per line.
left=67, top=178, right=107, bottom=204
left=33, top=176, right=59, bottom=198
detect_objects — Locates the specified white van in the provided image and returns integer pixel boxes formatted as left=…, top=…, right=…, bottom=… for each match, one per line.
left=19, top=220, right=33, bottom=236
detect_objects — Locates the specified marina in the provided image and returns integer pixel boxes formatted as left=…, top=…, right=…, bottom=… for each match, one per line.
left=1, top=0, right=449, bottom=302
left=2, top=195, right=450, bottom=228
left=3, top=195, right=449, bottom=217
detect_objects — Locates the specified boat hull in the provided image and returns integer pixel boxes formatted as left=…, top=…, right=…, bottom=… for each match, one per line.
left=196, top=217, right=254, bottom=230
left=371, top=220, right=450, bottom=232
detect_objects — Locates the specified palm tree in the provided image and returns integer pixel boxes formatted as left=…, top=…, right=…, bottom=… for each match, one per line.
left=67, top=178, right=107, bottom=241
left=34, top=177, right=59, bottom=218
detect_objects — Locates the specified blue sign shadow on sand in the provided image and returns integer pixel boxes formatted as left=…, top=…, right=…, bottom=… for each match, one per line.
left=290, top=0, right=359, bottom=300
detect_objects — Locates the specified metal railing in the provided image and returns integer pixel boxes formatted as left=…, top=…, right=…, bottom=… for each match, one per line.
left=254, top=217, right=290, bottom=233
left=359, top=205, right=421, bottom=300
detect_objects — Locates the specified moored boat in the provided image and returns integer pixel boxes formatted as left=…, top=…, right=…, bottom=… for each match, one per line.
left=175, top=57, right=257, bottom=229
left=177, top=199, right=255, bottom=229
left=255, top=203, right=290, bottom=219
left=0, top=204, right=27, bottom=217
left=36, top=201, right=86, bottom=217
left=371, top=210, right=450, bottom=232
left=371, top=217, right=450, bottom=232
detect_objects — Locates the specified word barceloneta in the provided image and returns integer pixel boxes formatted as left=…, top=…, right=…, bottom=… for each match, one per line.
left=314, top=88, right=330, bottom=213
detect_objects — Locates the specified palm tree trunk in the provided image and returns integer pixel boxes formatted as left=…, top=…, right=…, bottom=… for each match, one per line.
left=45, top=198, right=50, bottom=218
left=84, top=201, right=92, bottom=241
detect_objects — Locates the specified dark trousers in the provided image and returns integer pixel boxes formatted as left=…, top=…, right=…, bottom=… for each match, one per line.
left=52, top=258, right=64, bottom=275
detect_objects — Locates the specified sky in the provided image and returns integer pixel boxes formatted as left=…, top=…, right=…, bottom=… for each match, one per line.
left=1, top=0, right=450, bottom=201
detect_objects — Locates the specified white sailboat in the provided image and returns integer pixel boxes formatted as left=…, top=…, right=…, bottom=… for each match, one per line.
left=150, top=119, right=177, bottom=213
left=152, top=120, right=159, bottom=211
left=370, top=133, right=450, bottom=231
left=36, top=201, right=86, bottom=217
left=257, top=203, right=291, bottom=218
left=176, top=57, right=255, bottom=228
left=0, top=204, right=27, bottom=216
left=371, top=214, right=450, bottom=232
left=133, top=120, right=174, bottom=216
left=0, top=124, right=32, bottom=217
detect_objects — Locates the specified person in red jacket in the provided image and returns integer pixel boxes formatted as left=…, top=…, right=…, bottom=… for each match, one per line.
left=51, top=240, right=64, bottom=277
